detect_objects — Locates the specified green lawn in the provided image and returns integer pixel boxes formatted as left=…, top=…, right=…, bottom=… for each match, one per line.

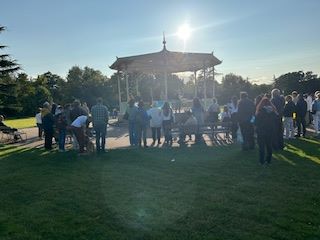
left=3, top=117, right=36, bottom=129
left=0, top=139, right=319, bottom=240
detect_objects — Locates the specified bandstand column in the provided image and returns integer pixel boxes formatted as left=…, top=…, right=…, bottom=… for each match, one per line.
left=194, top=70, right=197, bottom=98
left=212, top=66, right=215, bottom=98
left=125, top=70, right=129, bottom=101
left=164, top=70, right=168, bottom=100
left=203, top=66, right=207, bottom=109
left=136, top=76, right=139, bottom=96
left=117, top=71, right=121, bottom=108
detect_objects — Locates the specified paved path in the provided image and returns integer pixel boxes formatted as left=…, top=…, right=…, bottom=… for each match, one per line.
left=5, top=123, right=318, bottom=150
left=10, top=122, right=233, bottom=150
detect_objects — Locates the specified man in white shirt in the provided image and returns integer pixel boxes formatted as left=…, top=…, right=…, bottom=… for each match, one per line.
left=306, top=93, right=314, bottom=125
left=35, top=109, right=43, bottom=139
left=71, top=115, right=89, bottom=153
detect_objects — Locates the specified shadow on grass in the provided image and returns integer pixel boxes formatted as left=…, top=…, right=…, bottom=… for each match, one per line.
left=283, top=138, right=320, bottom=165
left=0, top=142, right=319, bottom=239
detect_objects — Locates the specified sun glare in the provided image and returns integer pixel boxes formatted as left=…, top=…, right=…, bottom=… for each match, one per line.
left=177, top=24, right=191, bottom=41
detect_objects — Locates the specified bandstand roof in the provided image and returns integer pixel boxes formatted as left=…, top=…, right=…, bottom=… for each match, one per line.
left=110, top=42, right=222, bottom=74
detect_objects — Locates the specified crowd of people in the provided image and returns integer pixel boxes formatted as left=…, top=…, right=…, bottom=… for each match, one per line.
left=35, top=98, right=108, bottom=155
left=24, top=88, right=320, bottom=163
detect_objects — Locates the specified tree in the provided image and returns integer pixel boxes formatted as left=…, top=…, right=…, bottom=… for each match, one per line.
left=274, top=71, right=320, bottom=95
left=274, top=71, right=304, bottom=94
left=64, top=66, right=110, bottom=107
left=0, top=25, right=20, bottom=115
left=219, top=73, right=252, bottom=103
left=0, top=26, right=19, bottom=77
left=35, top=71, right=65, bottom=103
left=183, top=76, right=195, bottom=99
left=0, top=74, right=20, bottom=115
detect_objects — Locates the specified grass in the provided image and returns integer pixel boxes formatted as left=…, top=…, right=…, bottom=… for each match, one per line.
left=0, top=139, right=319, bottom=240
left=3, top=117, right=36, bottom=129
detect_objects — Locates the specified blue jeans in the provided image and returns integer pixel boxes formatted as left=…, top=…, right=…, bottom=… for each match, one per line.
left=58, top=129, right=66, bottom=150
left=128, top=121, right=136, bottom=146
left=94, top=123, right=107, bottom=151
left=135, top=124, right=147, bottom=147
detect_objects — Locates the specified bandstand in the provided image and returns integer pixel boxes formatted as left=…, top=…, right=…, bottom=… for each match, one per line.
left=110, top=36, right=222, bottom=112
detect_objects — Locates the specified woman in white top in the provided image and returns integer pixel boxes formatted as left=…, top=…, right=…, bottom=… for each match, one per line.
left=147, top=103, right=163, bottom=145
left=228, top=96, right=239, bottom=140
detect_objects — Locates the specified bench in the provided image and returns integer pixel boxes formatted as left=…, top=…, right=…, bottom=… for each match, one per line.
left=0, top=127, right=27, bottom=143
left=171, top=113, right=232, bottom=141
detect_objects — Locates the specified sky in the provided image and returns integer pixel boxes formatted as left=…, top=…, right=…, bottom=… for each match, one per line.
left=1, top=0, right=320, bottom=84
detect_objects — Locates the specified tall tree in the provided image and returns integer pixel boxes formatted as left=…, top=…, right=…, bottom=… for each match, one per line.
left=219, top=73, right=252, bottom=103
left=274, top=71, right=320, bottom=95
left=0, top=25, right=20, bottom=115
left=35, top=71, right=65, bottom=103
left=65, top=66, right=110, bottom=107
left=0, top=26, right=19, bottom=77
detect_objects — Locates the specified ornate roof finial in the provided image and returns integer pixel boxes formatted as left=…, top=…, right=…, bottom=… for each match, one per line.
left=162, top=31, right=167, bottom=49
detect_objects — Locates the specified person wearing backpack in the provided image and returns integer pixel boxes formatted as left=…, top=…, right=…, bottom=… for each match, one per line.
left=312, top=91, right=320, bottom=137
left=135, top=100, right=150, bottom=148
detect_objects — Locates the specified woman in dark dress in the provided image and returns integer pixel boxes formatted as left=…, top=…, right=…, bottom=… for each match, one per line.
left=41, top=103, right=55, bottom=150
left=255, top=97, right=278, bottom=165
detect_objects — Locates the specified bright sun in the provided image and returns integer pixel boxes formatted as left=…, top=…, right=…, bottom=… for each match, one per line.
left=177, top=24, right=191, bottom=40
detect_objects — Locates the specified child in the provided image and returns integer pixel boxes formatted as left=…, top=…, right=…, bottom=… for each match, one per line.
left=220, top=106, right=232, bottom=139
left=178, top=110, right=197, bottom=143
left=220, top=106, right=231, bottom=122
left=283, top=95, right=296, bottom=139
left=208, top=99, right=220, bottom=130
